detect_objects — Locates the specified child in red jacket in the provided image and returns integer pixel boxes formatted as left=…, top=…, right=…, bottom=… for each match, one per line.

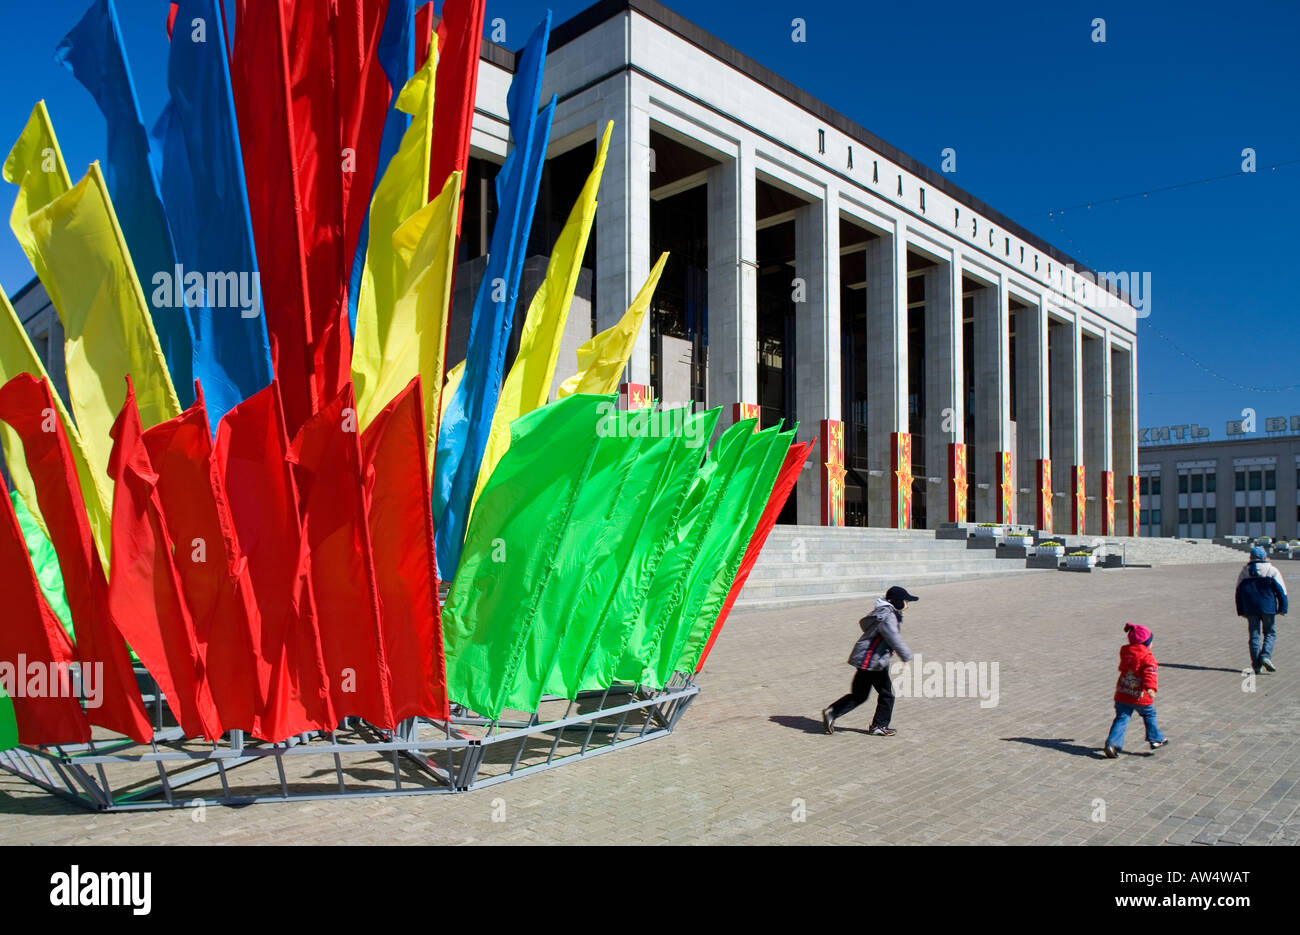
left=1103, top=623, right=1169, bottom=758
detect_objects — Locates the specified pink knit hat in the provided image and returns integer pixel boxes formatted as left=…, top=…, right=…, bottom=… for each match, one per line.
left=1124, top=623, right=1152, bottom=645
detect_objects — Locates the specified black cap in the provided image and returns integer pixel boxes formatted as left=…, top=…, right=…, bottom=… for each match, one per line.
left=885, top=586, right=919, bottom=609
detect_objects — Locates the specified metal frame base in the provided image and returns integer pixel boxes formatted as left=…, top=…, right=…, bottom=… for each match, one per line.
left=0, top=678, right=699, bottom=811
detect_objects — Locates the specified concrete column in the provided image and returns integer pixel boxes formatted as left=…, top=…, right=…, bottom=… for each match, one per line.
left=1015, top=296, right=1051, bottom=528
left=596, top=75, right=652, bottom=385
left=793, top=188, right=841, bottom=524
left=706, top=141, right=758, bottom=424
left=1049, top=312, right=1084, bottom=531
left=864, top=219, right=908, bottom=526
left=972, top=274, right=1010, bottom=522
left=1083, top=329, right=1112, bottom=534
left=1111, top=342, right=1137, bottom=534
left=923, top=254, right=962, bottom=527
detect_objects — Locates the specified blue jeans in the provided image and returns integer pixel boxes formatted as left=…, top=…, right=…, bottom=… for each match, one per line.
left=1106, top=702, right=1165, bottom=750
left=1246, top=614, right=1277, bottom=671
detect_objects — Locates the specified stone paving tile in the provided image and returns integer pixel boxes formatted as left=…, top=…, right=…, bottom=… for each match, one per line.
left=1, top=561, right=1296, bottom=845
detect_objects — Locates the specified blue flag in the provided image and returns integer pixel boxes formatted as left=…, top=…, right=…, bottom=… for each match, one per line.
left=155, top=0, right=272, bottom=430
left=55, top=0, right=195, bottom=408
left=348, top=0, right=414, bottom=336
left=433, top=13, right=555, bottom=581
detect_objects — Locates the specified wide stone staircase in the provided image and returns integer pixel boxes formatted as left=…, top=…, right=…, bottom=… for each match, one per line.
left=733, top=525, right=1247, bottom=612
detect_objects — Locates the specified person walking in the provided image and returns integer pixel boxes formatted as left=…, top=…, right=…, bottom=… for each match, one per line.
left=1235, top=545, right=1289, bottom=674
left=822, top=586, right=918, bottom=737
left=1103, top=623, right=1168, bottom=758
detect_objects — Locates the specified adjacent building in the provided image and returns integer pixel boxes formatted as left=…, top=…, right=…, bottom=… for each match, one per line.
left=1138, top=429, right=1300, bottom=540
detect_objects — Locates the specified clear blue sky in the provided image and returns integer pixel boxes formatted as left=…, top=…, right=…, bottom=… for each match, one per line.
left=1, top=0, right=1296, bottom=437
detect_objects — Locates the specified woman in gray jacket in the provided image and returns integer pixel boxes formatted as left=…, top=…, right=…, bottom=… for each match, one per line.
left=822, top=586, right=918, bottom=736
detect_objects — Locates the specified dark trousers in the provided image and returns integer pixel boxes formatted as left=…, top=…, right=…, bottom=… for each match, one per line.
left=829, top=667, right=895, bottom=728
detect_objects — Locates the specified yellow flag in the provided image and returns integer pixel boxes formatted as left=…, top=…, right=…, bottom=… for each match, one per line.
left=0, top=285, right=112, bottom=568
left=352, top=33, right=438, bottom=427
left=441, top=360, right=465, bottom=425
left=557, top=252, right=670, bottom=398
left=353, top=170, right=462, bottom=463
left=3, top=102, right=72, bottom=281
left=6, top=111, right=181, bottom=494
left=470, top=123, right=613, bottom=508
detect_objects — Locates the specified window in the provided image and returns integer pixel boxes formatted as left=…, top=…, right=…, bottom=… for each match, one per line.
left=1191, top=474, right=1204, bottom=493
left=1265, top=470, right=1276, bottom=490
left=1179, top=509, right=1190, bottom=523
left=1151, top=509, right=1161, bottom=524
left=1140, top=477, right=1149, bottom=495
left=1237, top=507, right=1247, bottom=523
left=1179, top=474, right=1189, bottom=494
left=1250, top=507, right=1263, bottom=523
left=1266, top=506, right=1277, bottom=522
left=1250, top=471, right=1262, bottom=491
left=1192, top=508, right=1204, bottom=524
left=1207, top=473, right=1217, bottom=493
left=1152, top=477, right=1161, bottom=495
left=1236, top=472, right=1247, bottom=492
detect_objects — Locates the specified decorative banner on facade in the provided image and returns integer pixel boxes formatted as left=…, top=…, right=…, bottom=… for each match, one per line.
left=1072, top=464, right=1086, bottom=534
left=996, top=450, right=1014, bottom=525
left=732, top=402, right=759, bottom=429
left=1101, top=470, right=1115, bottom=535
left=890, top=431, right=913, bottom=529
left=1128, top=474, right=1140, bottom=537
left=821, top=419, right=845, bottom=526
left=1037, top=458, right=1053, bottom=532
left=619, top=382, right=651, bottom=410
left=948, top=442, right=967, bottom=523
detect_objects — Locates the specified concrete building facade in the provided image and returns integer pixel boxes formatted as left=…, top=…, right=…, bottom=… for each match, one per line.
left=481, top=0, right=1142, bottom=533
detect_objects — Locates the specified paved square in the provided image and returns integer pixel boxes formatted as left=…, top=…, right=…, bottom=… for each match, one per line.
left=2, top=560, right=1296, bottom=845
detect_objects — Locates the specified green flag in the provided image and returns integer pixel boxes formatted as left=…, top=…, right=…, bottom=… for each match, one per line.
left=615, top=418, right=756, bottom=686
left=442, top=394, right=607, bottom=718
left=0, top=688, right=16, bottom=751
left=10, top=490, right=75, bottom=642
left=540, top=407, right=712, bottom=700
left=573, top=409, right=718, bottom=694
left=669, top=427, right=795, bottom=679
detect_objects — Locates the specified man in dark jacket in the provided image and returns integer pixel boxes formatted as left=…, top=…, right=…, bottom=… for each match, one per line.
left=1236, top=546, right=1289, bottom=673
left=822, top=586, right=917, bottom=736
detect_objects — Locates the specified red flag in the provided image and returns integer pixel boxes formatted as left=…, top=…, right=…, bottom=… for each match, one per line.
left=214, top=382, right=334, bottom=740
left=695, top=442, right=812, bottom=673
left=0, top=476, right=91, bottom=745
left=231, top=0, right=319, bottom=435
left=420, top=0, right=486, bottom=219
left=360, top=377, right=448, bottom=721
left=142, top=384, right=263, bottom=732
left=334, top=0, right=391, bottom=322
left=0, top=374, right=152, bottom=743
left=107, top=382, right=223, bottom=741
left=288, top=386, right=394, bottom=728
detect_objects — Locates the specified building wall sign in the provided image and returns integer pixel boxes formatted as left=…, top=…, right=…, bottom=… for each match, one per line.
left=1227, top=415, right=1300, bottom=436
left=1139, top=424, right=1210, bottom=442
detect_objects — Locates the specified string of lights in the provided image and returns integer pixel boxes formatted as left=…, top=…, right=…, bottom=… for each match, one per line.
left=1047, top=157, right=1300, bottom=216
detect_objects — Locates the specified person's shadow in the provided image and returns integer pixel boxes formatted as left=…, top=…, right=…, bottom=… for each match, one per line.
left=1160, top=663, right=1241, bottom=673
left=1002, top=736, right=1126, bottom=758
left=769, top=715, right=875, bottom=736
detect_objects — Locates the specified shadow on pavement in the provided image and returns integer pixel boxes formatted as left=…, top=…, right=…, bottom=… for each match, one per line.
left=769, top=714, right=875, bottom=736
left=1002, top=737, right=1107, bottom=758
left=1161, top=663, right=1242, bottom=673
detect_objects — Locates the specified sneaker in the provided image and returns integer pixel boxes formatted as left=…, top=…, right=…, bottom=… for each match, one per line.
left=1150, top=739, right=1170, bottom=750
left=821, top=707, right=835, bottom=735
left=868, top=726, right=897, bottom=736
left=1104, top=745, right=1119, bottom=759
left=1261, top=658, right=1277, bottom=672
